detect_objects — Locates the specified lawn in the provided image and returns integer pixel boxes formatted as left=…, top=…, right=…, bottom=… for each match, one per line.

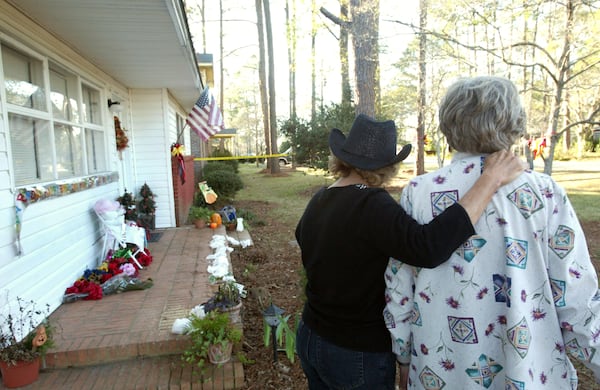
left=236, top=156, right=599, bottom=223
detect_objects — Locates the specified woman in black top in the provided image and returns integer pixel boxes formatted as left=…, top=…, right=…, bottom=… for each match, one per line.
left=295, top=114, right=525, bottom=389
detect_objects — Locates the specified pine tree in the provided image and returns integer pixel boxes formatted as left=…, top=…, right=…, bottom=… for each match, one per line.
left=137, top=183, right=156, bottom=215
left=117, top=189, right=137, bottom=222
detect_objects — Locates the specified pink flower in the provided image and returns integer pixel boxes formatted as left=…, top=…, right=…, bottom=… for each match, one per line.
left=497, top=315, right=507, bottom=325
left=419, top=291, right=431, bottom=303
left=592, top=328, right=600, bottom=343
left=452, top=264, right=464, bottom=275
left=120, top=263, right=137, bottom=277
left=496, top=218, right=508, bottom=226
left=477, top=287, right=488, bottom=299
left=420, top=344, right=429, bottom=355
left=439, top=359, right=455, bottom=371
left=485, top=323, right=494, bottom=336
left=540, top=372, right=547, bottom=384
left=446, top=297, right=460, bottom=309
left=521, top=290, right=527, bottom=302
left=433, top=175, right=446, bottom=184
left=561, top=321, right=573, bottom=331
left=532, top=308, right=546, bottom=320
left=555, top=342, right=564, bottom=353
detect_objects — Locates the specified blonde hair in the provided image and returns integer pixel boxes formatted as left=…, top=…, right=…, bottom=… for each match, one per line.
left=329, top=155, right=400, bottom=187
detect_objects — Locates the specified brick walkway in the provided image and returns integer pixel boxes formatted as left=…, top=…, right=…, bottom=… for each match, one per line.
left=0, top=225, right=247, bottom=389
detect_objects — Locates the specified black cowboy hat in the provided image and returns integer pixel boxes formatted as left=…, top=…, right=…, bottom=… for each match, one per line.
left=329, top=114, right=412, bottom=170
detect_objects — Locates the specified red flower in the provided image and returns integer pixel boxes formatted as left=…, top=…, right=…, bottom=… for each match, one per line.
left=64, top=280, right=103, bottom=300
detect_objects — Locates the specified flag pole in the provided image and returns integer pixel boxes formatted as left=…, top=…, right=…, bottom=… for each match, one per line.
left=176, top=122, right=189, bottom=144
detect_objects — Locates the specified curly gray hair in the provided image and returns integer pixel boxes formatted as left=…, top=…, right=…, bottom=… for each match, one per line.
left=439, top=76, right=526, bottom=153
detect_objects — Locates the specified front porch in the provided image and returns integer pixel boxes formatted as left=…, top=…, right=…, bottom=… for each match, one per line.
left=13, top=226, right=248, bottom=389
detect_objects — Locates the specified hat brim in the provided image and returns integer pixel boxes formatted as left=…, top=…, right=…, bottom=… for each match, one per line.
left=329, top=128, right=412, bottom=170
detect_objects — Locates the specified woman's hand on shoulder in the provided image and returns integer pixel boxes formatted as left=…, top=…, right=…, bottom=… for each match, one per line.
left=483, top=150, right=526, bottom=187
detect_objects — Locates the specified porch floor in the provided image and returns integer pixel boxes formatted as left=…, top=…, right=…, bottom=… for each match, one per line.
left=1, top=225, right=247, bottom=389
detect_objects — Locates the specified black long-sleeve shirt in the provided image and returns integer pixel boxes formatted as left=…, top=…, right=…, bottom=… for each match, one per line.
left=295, top=185, right=475, bottom=352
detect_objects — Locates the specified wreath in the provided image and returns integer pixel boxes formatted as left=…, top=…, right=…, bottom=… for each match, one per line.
left=114, top=116, right=129, bottom=151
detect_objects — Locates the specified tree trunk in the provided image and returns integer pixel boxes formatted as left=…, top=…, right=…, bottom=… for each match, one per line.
left=416, top=0, right=427, bottom=175
left=311, top=0, right=317, bottom=122
left=543, top=0, right=574, bottom=175
left=340, top=0, right=351, bottom=105
left=255, top=0, right=270, bottom=166
left=219, top=0, right=224, bottom=111
left=286, top=0, right=297, bottom=119
left=263, top=0, right=280, bottom=174
left=350, top=0, right=379, bottom=117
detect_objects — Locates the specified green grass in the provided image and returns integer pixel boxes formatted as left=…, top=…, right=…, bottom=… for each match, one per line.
left=551, top=170, right=600, bottom=222
left=235, top=159, right=600, bottom=224
left=236, top=164, right=334, bottom=226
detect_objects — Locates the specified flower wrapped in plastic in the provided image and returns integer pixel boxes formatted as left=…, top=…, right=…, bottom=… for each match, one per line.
left=101, top=273, right=153, bottom=295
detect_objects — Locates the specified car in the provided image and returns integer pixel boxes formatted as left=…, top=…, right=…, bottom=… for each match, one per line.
left=279, top=148, right=292, bottom=166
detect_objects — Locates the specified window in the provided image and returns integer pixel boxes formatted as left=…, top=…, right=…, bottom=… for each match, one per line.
left=3, top=46, right=46, bottom=111
left=82, top=84, right=101, bottom=125
left=8, top=113, right=53, bottom=184
left=1, top=43, right=108, bottom=186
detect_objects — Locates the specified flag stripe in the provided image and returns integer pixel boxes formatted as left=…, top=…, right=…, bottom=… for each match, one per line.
left=186, top=87, right=225, bottom=141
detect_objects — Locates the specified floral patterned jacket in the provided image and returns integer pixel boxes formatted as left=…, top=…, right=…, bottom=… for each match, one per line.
left=384, top=153, right=600, bottom=389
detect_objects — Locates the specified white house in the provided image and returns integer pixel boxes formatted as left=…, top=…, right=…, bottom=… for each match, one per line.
left=0, top=0, right=206, bottom=315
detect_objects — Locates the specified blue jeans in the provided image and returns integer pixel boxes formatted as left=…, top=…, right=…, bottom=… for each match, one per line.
left=296, top=320, right=396, bottom=389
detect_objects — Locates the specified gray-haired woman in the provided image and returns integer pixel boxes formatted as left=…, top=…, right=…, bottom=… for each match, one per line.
left=295, top=113, right=525, bottom=389
left=385, top=76, right=599, bottom=389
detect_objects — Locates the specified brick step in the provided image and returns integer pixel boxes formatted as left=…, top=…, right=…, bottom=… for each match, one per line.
left=26, top=355, right=244, bottom=390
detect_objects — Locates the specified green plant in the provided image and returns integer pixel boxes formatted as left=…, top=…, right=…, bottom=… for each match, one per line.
left=203, top=161, right=236, bottom=176
left=117, top=189, right=137, bottom=221
left=204, top=281, right=242, bottom=312
left=188, top=206, right=213, bottom=225
left=182, top=311, right=242, bottom=374
left=137, top=182, right=156, bottom=215
left=263, top=312, right=299, bottom=363
left=210, top=149, right=239, bottom=173
left=0, top=297, right=54, bottom=366
left=203, top=169, right=244, bottom=199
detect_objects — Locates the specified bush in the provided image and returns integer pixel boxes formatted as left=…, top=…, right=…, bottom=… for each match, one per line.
left=203, top=169, right=243, bottom=199
left=211, top=149, right=239, bottom=173
left=203, top=162, right=235, bottom=176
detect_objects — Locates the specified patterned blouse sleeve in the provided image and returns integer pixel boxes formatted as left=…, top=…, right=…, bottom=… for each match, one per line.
left=548, top=180, right=600, bottom=383
left=384, top=185, right=417, bottom=364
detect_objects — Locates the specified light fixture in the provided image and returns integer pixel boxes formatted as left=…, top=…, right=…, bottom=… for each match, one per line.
left=262, top=303, right=284, bottom=362
left=107, top=99, right=123, bottom=113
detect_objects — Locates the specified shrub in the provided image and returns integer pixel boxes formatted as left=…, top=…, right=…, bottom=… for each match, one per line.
left=211, top=149, right=239, bottom=173
left=203, top=170, right=243, bottom=199
left=203, top=162, right=235, bottom=176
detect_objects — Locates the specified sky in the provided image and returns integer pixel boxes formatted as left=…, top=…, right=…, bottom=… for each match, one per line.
left=186, top=0, right=419, bottom=120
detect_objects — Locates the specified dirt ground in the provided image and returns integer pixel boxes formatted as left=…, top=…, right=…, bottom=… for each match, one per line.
left=229, top=199, right=600, bottom=389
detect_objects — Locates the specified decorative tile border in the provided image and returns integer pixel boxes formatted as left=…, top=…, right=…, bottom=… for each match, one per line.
left=13, top=172, right=119, bottom=256
left=15, top=172, right=119, bottom=205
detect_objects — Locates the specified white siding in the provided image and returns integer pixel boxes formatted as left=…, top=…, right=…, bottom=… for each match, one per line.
left=0, top=1, right=194, bottom=315
left=130, top=89, right=175, bottom=228
left=0, top=4, right=127, bottom=313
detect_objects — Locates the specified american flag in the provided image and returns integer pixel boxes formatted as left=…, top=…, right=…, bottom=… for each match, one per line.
left=186, top=87, right=225, bottom=141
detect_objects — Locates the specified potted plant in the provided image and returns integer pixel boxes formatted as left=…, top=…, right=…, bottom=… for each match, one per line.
left=137, top=182, right=156, bottom=230
left=117, top=189, right=137, bottom=222
left=0, top=297, right=54, bottom=388
left=182, top=311, right=242, bottom=375
left=188, top=206, right=213, bottom=229
left=203, top=280, right=244, bottom=326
